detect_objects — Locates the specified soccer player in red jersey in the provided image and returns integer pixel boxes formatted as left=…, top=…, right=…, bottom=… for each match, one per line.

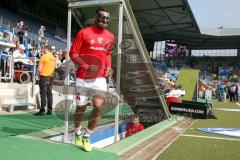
left=69, top=7, right=114, bottom=152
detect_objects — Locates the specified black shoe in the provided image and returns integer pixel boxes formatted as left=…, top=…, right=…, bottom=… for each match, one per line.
left=46, top=110, right=52, bottom=115
left=34, top=111, right=45, bottom=116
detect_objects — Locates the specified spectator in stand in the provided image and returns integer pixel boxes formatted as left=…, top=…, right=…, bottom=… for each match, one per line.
left=60, top=51, right=67, bottom=63
left=53, top=52, right=61, bottom=67
left=0, top=32, right=11, bottom=55
left=126, top=114, right=144, bottom=137
left=16, top=21, right=28, bottom=44
left=38, top=25, right=46, bottom=47
left=2, top=32, right=10, bottom=43
left=12, top=44, right=26, bottom=70
left=168, top=79, right=175, bottom=88
left=16, top=21, right=24, bottom=43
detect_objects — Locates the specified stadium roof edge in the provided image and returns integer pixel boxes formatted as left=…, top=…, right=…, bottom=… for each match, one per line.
left=65, top=0, right=240, bottom=50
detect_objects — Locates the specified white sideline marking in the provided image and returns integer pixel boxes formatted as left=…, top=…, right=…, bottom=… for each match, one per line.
left=214, top=108, right=240, bottom=112
left=182, top=134, right=240, bottom=142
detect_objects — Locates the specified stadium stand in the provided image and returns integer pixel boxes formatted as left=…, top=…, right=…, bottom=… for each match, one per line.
left=0, top=7, right=67, bottom=50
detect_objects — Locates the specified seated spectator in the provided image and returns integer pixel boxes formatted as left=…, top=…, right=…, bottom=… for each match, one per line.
left=168, top=79, right=175, bottom=88
left=126, top=114, right=144, bottom=137
left=2, top=32, right=10, bottom=43
left=54, top=52, right=61, bottom=67
left=60, top=51, right=67, bottom=63
left=0, top=32, right=11, bottom=55
left=12, top=44, right=26, bottom=70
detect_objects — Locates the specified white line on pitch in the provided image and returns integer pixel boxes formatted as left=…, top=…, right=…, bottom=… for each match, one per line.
left=182, top=134, right=240, bottom=142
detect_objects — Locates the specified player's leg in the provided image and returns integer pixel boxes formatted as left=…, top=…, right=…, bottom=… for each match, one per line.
left=82, top=78, right=107, bottom=152
left=74, top=79, right=89, bottom=148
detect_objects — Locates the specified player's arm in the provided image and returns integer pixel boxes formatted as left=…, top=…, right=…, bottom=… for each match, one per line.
left=105, top=37, right=114, bottom=77
left=69, top=30, right=88, bottom=69
left=105, top=53, right=112, bottom=77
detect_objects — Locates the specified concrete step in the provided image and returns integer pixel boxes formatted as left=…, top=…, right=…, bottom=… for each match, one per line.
left=0, top=83, right=10, bottom=89
left=0, top=88, right=17, bottom=96
left=1, top=96, right=27, bottom=104
left=2, top=102, right=36, bottom=112
left=0, top=83, right=33, bottom=89
left=0, top=83, right=30, bottom=97
left=117, top=119, right=195, bottom=160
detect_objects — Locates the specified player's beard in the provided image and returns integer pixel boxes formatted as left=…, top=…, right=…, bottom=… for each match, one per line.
left=95, top=21, right=108, bottom=30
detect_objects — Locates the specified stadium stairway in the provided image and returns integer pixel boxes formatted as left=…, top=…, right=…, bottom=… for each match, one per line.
left=0, top=83, right=76, bottom=113
left=121, top=0, right=171, bottom=125
left=0, top=83, right=36, bottom=112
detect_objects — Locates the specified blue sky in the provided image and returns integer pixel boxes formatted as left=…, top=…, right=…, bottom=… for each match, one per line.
left=188, top=0, right=240, bottom=28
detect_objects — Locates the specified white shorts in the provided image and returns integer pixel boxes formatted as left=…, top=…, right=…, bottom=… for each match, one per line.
left=75, top=78, right=107, bottom=106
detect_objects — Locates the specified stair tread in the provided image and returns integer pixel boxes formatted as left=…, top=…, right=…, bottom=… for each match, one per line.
left=0, top=95, right=26, bottom=99
left=2, top=103, right=36, bottom=106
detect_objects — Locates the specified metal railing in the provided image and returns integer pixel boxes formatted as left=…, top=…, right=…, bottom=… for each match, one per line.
left=0, top=17, right=11, bottom=30
left=0, top=55, right=37, bottom=97
left=0, top=54, right=13, bottom=81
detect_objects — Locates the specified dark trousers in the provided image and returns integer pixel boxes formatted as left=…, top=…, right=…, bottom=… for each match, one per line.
left=235, top=93, right=239, bottom=102
left=230, top=92, right=235, bottom=102
left=39, top=76, right=53, bottom=112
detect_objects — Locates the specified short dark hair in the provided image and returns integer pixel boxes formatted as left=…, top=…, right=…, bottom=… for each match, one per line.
left=3, top=32, right=9, bottom=38
left=96, top=7, right=109, bottom=15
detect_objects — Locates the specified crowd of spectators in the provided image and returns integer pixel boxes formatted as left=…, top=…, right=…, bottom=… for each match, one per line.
left=0, top=20, right=67, bottom=83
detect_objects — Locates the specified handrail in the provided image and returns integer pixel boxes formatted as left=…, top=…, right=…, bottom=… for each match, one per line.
left=123, top=0, right=171, bottom=118
left=0, top=55, right=38, bottom=97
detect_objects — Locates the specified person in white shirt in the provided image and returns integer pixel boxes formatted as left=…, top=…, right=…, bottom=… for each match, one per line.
left=12, top=44, right=26, bottom=69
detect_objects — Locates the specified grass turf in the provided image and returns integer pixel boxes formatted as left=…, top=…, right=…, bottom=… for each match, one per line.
left=157, top=100, right=240, bottom=160
left=157, top=136, right=240, bottom=160
left=185, top=100, right=240, bottom=138
left=0, top=104, right=133, bottom=138
left=0, top=136, right=118, bottom=160
left=212, top=100, right=240, bottom=109
left=176, top=69, right=200, bottom=101
left=0, top=113, right=64, bottom=138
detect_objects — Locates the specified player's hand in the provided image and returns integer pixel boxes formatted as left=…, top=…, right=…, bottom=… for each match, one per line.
left=105, top=68, right=113, bottom=77
left=86, top=65, right=99, bottom=74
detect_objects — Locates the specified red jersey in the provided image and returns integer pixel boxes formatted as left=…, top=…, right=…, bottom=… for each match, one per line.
left=70, top=25, right=114, bottom=79
left=126, top=122, right=144, bottom=137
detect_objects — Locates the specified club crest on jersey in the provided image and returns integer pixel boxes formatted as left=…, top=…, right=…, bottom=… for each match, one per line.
left=98, top=37, right=104, bottom=44
left=90, top=39, right=95, bottom=45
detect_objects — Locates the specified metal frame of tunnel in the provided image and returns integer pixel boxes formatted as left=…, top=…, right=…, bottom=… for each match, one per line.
left=65, top=0, right=171, bottom=144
